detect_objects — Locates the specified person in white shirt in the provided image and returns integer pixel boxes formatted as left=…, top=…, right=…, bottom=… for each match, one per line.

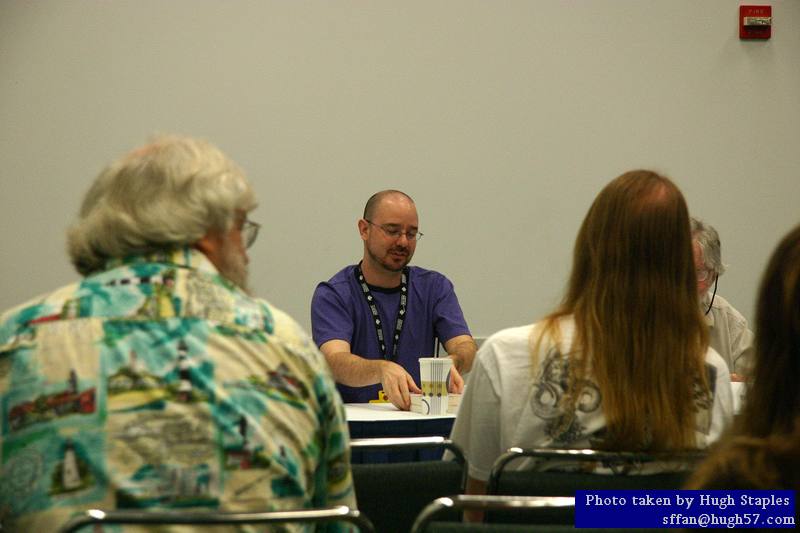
left=691, top=217, right=754, bottom=381
left=450, top=170, right=733, bottom=520
left=687, top=222, right=800, bottom=493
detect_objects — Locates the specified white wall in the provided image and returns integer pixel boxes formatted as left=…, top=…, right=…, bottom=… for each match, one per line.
left=1, top=0, right=798, bottom=337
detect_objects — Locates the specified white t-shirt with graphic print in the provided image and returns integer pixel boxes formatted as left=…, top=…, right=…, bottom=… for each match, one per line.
left=449, top=317, right=734, bottom=482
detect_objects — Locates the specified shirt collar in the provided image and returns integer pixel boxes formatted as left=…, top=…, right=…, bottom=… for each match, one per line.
left=103, top=246, right=219, bottom=276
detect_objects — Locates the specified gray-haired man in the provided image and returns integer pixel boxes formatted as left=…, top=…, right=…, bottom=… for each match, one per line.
left=0, top=136, right=356, bottom=531
left=691, top=217, right=754, bottom=381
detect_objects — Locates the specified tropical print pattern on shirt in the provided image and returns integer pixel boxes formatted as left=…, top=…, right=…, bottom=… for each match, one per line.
left=0, top=248, right=355, bottom=532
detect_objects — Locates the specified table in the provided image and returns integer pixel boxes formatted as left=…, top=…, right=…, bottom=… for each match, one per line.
left=346, top=403, right=455, bottom=462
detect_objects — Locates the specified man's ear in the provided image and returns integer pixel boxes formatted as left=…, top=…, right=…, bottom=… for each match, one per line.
left=357, top=219, right=369, bottom=241
left=195, top=229, right=223, bottom=260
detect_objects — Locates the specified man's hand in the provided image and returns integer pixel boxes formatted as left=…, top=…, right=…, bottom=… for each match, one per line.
left=448, top=363, right=464, bottom=393
left=730, top=372, right=747, bottom=382
left=379, top=360, right=422, bottom=410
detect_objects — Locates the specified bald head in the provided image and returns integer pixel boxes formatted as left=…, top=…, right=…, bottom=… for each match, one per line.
left=363, top=190, right=415, bottom=220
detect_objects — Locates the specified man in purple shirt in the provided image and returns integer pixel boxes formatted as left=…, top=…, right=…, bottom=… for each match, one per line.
left=311, top=190, right=477, bottom=410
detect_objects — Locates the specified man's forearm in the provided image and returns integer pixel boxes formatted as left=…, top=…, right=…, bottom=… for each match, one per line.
left=448, top=338, right=477, bottom=373
left=325, top=350, right=384, bottom=387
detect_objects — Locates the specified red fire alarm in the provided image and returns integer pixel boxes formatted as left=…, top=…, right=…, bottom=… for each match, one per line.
left=740, top=5, right=772, bottom=40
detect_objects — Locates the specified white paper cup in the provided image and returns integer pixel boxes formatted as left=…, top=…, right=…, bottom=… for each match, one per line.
left=419, top=357, right=452, bottom=415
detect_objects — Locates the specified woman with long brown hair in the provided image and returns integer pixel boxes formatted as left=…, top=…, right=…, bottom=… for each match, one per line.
left=736, top=223, right=800, bottom=438
left=450, top=170, right=734, bottom=498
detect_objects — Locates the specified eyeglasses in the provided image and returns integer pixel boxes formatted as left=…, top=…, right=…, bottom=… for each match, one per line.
left=365, top=219, right=423, bottom=242
left=242, top=218, right=261, bottom=249
left=696, top=268, right=715, bottom=282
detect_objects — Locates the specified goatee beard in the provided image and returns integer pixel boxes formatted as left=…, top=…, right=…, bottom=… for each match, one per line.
left=367, top=247, right=408, bottom=273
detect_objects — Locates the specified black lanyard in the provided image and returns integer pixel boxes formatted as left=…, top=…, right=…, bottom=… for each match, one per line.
left=355, top=264, right=408, bottom=361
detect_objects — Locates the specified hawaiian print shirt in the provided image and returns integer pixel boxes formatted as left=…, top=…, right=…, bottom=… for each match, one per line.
left=0, top=248, right=355, bottom=532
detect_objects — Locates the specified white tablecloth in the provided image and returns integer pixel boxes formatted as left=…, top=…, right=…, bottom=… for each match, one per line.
left=345, top=402, right=455, bottom=422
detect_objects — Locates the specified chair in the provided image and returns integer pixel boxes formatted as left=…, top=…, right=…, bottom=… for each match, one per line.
left=59, top=506, right=374, bottom=532
left=410, top=495, right=666, bottom=533
left=351, top=436, right=466, bottom=468
left=350, top=431, right=456, bottom=463
left=488, top=447, right=707, bottom=493
left=350, top=437, right=466, bottom=533
left=410, top=495, right=574, bottom=533
left=486, top=447, right=706, bottom=525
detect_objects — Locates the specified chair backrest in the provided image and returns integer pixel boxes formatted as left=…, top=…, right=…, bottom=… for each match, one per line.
left=351, top=435, right=465, bottom=463
left=351, top=436, right=466, bottom=462
left=485, top=447, right=706, bottom=525
left=488, top=447, right=707, bottom=494
left=58, top=506, right=374, bottom=533
left=410, top=495, right=575, bottom=533
left=410, top=495, right=666, bottom=533
left=350, top=437, right=467, bottom=533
